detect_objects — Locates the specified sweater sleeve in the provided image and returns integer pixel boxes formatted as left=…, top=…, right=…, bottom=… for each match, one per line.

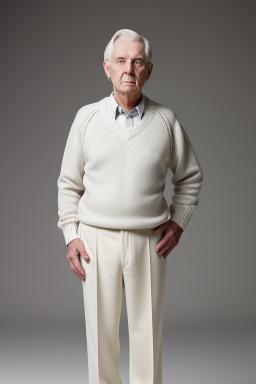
left=57, top=109, right=85, bottom=246
left=168, top=113, right=203, bottom=230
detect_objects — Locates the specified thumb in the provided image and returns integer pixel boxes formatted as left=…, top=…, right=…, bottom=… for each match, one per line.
left=152, top=223, right=165, bottom=233
left=79, top=243, right=90, bottom=261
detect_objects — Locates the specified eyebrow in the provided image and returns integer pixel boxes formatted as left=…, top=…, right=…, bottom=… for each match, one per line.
left=115, top=56, right=145, bottom=61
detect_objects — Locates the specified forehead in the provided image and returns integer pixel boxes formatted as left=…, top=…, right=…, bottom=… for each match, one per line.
left=111, top=39, right=145, bottom=59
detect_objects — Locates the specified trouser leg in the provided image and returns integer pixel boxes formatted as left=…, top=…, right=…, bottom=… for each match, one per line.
left=122, top=228, right=168, bottom=384
left=78, top=223, right=123, bottom=384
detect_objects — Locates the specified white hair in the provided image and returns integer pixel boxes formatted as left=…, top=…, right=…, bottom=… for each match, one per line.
left=103, top=29, right=152, bottom=64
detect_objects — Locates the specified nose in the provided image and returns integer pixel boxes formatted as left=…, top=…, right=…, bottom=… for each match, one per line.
left=124, top=61, right=134, bottom=75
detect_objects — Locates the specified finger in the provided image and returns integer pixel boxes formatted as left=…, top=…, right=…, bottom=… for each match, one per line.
left=69, top=260, right=85, bottom=281
left=158, top=240, right=176, bottom=257
left=155, top=232, right=174, bottom=254
left=163, top=245, right=175, bottom=258
left=72, top=257, right=86, bottom=279
left=71, top=262, right=85, bottom=281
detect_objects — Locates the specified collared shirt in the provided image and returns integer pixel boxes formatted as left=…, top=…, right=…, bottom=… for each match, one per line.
left=108, top=91, right=145, bottom=128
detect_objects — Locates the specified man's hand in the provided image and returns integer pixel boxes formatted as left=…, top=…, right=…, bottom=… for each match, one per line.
left=67, top=238, right=91, bottom=281
left=151, top=220, right=183, bottom=259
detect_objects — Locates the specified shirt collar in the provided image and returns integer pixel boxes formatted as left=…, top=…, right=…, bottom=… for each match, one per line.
left=108, top=91, right=145, bottom=120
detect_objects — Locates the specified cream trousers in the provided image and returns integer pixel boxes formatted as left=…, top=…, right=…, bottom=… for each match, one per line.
left=78, top=222, right=168, bottom=384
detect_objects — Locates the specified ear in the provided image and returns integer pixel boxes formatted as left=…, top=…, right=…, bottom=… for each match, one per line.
left=103, top=61, right=111, bottom=80
left=146, top=62, right=153, bottom=80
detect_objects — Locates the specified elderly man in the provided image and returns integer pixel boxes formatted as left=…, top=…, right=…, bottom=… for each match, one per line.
left=57, top=29, right=203, bottom=384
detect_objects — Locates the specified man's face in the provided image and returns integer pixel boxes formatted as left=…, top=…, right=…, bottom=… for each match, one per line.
left=103, top=39, right=153, bottom=97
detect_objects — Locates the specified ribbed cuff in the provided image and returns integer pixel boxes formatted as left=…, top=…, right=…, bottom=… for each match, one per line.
left=169, top=204, right=197, bottom=231
left=62, top=222, right=80, bottom=246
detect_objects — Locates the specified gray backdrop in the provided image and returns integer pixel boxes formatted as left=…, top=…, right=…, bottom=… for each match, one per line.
left=1, top=0, right=255, bottom=383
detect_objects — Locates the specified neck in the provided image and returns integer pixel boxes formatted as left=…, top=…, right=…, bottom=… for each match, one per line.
left=113, top=89, right=142, bottom=114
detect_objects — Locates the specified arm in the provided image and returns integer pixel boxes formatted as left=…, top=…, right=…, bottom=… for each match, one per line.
left=152, top=111, right=203, bottom=257
left=168, top=113, right=203, bottom=230
left=57, top=109, right=85, bottom=246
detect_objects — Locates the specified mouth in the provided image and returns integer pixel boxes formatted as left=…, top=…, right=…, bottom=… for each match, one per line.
left=122, top=81, right=135, bottom=84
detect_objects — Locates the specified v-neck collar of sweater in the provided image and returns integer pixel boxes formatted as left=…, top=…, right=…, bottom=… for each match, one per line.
left=98, top=94, right=157, bottom=140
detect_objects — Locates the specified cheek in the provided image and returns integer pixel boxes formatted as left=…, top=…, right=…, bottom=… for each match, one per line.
left=116, top=70, right=123, bottom=78
left=138, top=72, right=147, bottom=82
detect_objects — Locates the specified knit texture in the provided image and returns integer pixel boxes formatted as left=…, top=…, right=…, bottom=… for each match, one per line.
left=57, top=94, right=203, bottom=245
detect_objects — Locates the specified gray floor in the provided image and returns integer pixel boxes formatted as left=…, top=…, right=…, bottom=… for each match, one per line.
left=1, top=320, right=255, bottom=384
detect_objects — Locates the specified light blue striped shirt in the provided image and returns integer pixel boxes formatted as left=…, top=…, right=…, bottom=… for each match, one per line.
left=108, top=91, right=145, bottom=128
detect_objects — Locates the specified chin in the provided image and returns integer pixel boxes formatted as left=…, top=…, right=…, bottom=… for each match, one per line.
left=121, top=85, right=138, bottom=92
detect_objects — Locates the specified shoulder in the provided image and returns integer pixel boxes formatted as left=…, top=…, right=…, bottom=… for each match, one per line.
left=145, top=96, right=176, bottom=127
left=74, top=99, right=102, bottom=125
left=70, top=96, right=110, bottom=134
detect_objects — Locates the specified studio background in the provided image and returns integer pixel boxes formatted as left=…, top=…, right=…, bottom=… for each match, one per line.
left=1, top=0, right=255, bottom=383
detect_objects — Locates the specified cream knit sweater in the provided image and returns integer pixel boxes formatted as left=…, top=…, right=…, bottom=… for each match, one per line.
left=57, top=94, right=203, bottom=245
